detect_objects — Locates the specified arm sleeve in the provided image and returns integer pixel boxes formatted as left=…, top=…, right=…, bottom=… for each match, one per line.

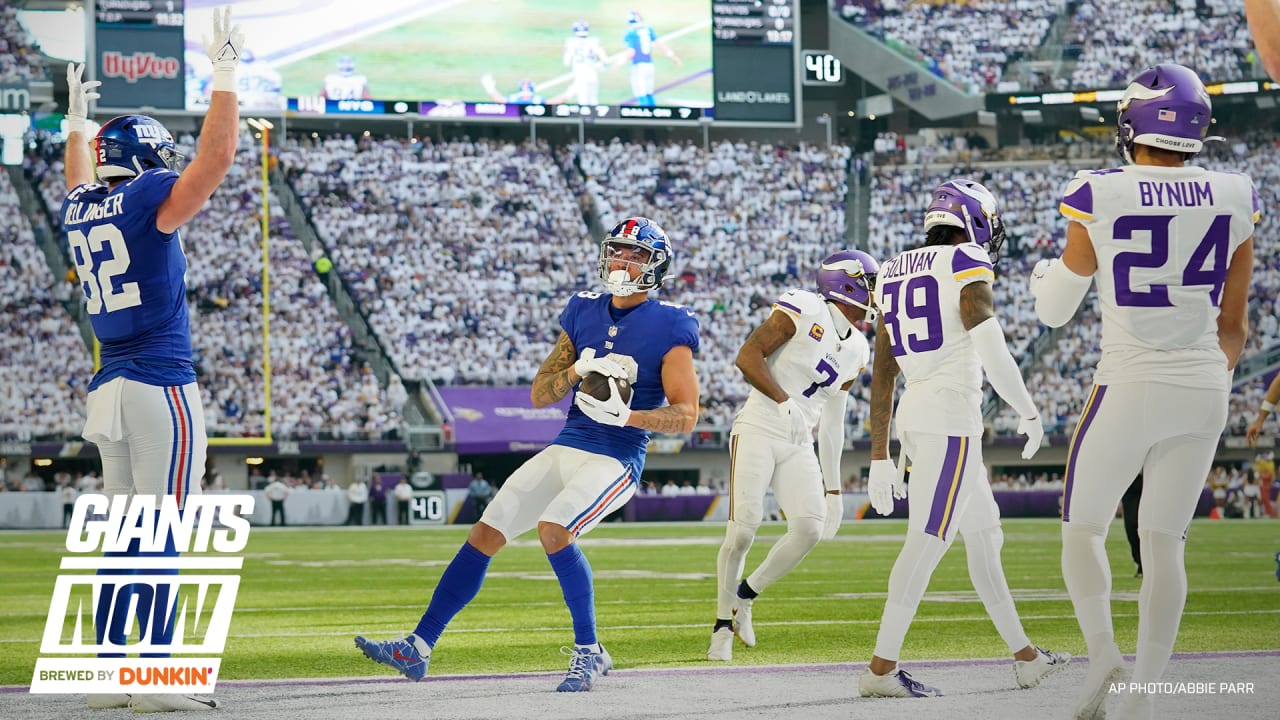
left=968, top=317, right=1037, bottom=419
left=817, top=392, right=848, bottom=492
left=1032, top=259, right=1092, bottom=328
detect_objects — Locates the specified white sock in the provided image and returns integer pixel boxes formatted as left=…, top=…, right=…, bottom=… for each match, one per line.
left=408, top=633, right=431, bottom=656
left=1061, top=522, right=1115, bottom=659
left=575, top=642, right=602, bottom=654
left=1131, top=530, right=1186, bottom=684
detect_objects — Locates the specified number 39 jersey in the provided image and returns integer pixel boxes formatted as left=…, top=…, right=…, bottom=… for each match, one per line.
left=873, top=242, right=994, bottom=436
left=1059, top=165, right=1259, bottom=389
left=733, top=290, right=870, bottom=439
left=62, top=169, right=194, bottom=391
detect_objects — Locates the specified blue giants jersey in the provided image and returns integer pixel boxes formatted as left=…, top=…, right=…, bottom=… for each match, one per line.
left=624, top=25, right=657, bottom=64
left=553, top=292, right=700, bottom=477
left=61, top=169, right=195, bottom=391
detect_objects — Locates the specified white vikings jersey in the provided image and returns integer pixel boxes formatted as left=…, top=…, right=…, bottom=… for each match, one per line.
left=564, top=36, right=607, bottom=68
left=874, top=243, right=994, bottom=436
left=1060, top=165, right=1259, bottom=390
left=733, top=290, right=870, bottom=440
left=323, top=73, right=369, bottom=100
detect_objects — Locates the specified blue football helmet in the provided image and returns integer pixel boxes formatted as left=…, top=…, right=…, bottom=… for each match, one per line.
left=337, top=55, right=356, bottom=75
left=599, top=217, right=673, bottom=296
left=572, top=20, right=589, bottom=37
left=93, top=114, right=183, bottom=182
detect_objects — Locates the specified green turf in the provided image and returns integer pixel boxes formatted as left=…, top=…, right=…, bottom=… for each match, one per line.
left=277, top=0, right=713, bottom=105
left=2, top=518, right=1277, bottom=685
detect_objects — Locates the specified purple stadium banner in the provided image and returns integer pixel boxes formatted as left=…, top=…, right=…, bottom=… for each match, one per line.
left=438, top=386, right=570, bottom=454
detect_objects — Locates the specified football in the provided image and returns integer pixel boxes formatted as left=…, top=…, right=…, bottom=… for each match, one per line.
left=579, top=371, right=632, bottom=404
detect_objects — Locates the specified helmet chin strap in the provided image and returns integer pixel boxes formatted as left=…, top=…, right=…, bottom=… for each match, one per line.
left=826, top=300, right=857, bottom=339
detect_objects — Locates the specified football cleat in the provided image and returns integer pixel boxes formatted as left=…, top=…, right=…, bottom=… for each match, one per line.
left=87, top=693, right=131, bottom=709
left=1072, top=648, right=1126, bottom=720
left=354, top=634, right=429, bottom=681
left=129, top=694, right=220, bottom=712
left=858, top=667, right=943, bottom=698
left=733, top=600, right=756, bottom=648
left=556, top=646, right=605, bottom=692
left=707, top=626, right=733, bottom=661
left=595, top=644, right=613, bottom=676
left=1112, top=692, right=1154, bottom=720
left=1014, top=646, right=1072, bottom=688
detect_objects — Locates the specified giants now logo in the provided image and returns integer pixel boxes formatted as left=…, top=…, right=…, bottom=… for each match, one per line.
left=30, top=495, right=254, bottom=694
left=101, top=52, right=181, bottom=83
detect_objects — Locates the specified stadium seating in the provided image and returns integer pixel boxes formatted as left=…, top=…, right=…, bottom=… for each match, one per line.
left=27, top=133, right=404, bottom=440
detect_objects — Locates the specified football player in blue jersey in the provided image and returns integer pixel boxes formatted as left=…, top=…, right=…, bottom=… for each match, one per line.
left=62, top=7, right=243, bottom=714
left=356, top=217, right=700, bottom=692
left=619, top=11, right=681, bottom=106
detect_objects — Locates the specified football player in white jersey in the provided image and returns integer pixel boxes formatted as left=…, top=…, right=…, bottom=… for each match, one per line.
left=707, top=250, right=879, bottom=662
left=321, top=56, right=371, bottom=100
left=563, top=20, right=607, bottom=106
left=1030, top=63, right=1256, bottom=720
left=860, top=179, right=1070, bottom=698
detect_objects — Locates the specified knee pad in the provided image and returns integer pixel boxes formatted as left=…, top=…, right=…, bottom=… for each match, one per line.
left=787, top=516, right=823, bottom=550
left=724, top=520, right=758, bottom=555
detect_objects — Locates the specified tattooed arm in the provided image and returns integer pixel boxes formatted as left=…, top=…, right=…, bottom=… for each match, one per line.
left=531, top=331, right=581, bottom=408
left=868, top=318, right=900, bottom=461
left=627, top=344, right=699, bottom=433
left=734, top=310, right=797, bottom=403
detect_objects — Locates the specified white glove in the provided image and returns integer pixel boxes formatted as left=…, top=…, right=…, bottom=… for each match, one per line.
left=573, top=347, right=626, bottom=380
left=778, top=398, right=810, bottom=445
left=575, top=377, right=632, bottom=427
left=1029, top=258, right=1056, bottom=296
left=1018, top=414, right=1044, bottom=460
left=203, top=7, right=245, bottom=92
left=65, top=63, right=101, bottom=135
left=821, top=493, right=843, bottom=540
left=868, top=459, right=903, bottom=516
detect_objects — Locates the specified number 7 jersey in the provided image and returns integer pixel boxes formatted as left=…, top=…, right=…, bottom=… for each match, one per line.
left=1059, top=164, right=1259, bottom=389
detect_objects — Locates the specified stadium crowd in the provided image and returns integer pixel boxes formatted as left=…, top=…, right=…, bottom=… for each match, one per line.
left=0, top=5, right=47, bottom=83
left=25, top=132, right=406, bottom=440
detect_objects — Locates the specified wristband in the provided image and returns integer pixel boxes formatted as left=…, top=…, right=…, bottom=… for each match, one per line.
left=1264, top=400, right=1276, bottom=414
left=211, top=70, right=236, bottom=93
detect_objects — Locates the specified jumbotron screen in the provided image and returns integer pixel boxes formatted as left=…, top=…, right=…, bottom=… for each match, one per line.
left=182, top=0, right=798, bottom=124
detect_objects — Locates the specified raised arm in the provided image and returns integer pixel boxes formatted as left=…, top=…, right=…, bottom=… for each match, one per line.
left=156, top=7, right=242, bottom=234
left=63, top=63, right=101, bottom=192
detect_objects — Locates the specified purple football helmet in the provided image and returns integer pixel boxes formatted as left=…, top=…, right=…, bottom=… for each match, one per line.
left=817, top=249, right=879, bottom=321
left=923, top=179, right=1005, bottom=264
left=1115, top=63, right=1214, bottom=163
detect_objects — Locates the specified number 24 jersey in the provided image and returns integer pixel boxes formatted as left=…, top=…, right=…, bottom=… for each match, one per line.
left=1059, top=164, right=1259, bottom=389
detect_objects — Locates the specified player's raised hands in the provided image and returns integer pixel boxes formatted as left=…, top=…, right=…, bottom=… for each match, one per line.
left=65, top=63, right=101, bottom=134
left=867, top=458, right=904, bottom=516
left=575, top=378, right=632, bottom=427
left=203, top=6, right=244, bottom=89
left=1017, top=414, right=1044, bottom=460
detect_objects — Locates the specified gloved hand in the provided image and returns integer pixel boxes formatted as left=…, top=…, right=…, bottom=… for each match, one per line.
left=204, top=6, right=245, bottom=93
left=1029, top=258, right=1056, bottom=295
left=868, top=458, right=904, bottom=516
left=821, top=493, right=843, bottom=540
left=778, top=398, right=810, bottom=445
left=1018, top=414, right=1044, bottom=460
left=65, top=63, right=101, bottom=135
left=573, top=348, right=626, bottom=380
left=575, top=377, right=632, bottom=427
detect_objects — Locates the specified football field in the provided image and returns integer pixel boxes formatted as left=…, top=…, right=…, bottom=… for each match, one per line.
left=2, top=518, right=1277, bottom=718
